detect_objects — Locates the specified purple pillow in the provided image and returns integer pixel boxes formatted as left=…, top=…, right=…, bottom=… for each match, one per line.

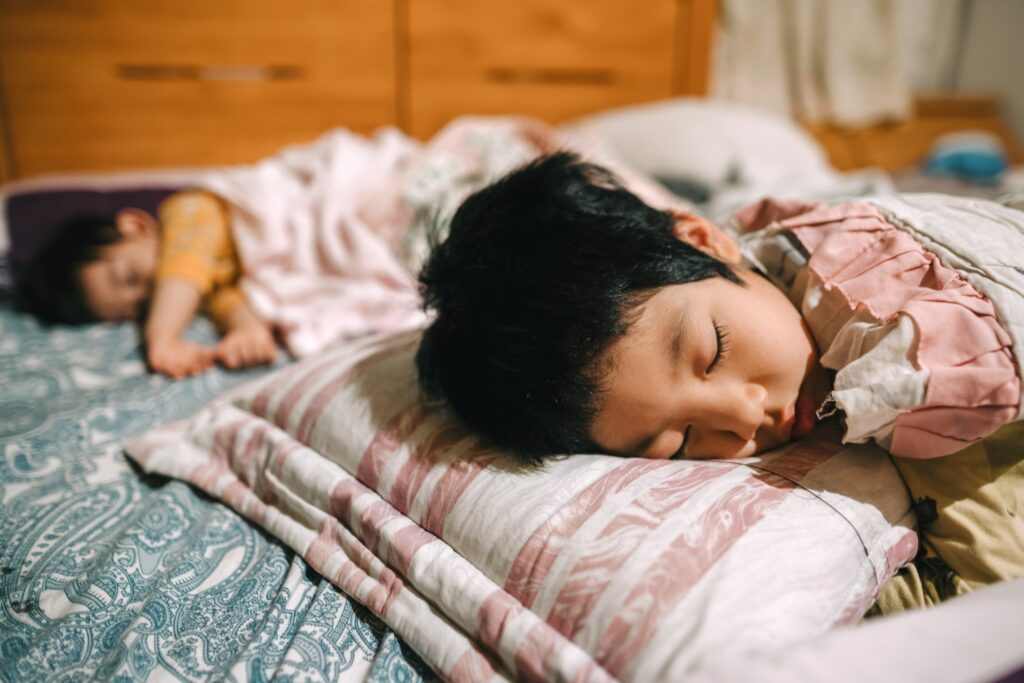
left=6, top=187, right=182, bottom=270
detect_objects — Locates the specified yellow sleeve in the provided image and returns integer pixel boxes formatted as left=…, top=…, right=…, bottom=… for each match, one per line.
left=157, top=190, right=244, bottom=321
left=157, top=191, right=224, bottom=294
left=206, top=286, right=247, bottom=327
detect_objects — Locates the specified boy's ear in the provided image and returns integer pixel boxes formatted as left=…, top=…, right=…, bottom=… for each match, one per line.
left=670, top=211, right=741, bottom=264
left=115, top=208, right=158, bottom=239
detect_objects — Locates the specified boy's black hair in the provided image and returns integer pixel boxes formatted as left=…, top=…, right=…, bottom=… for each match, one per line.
left=416, top=151, right=739, bottom=465
left=15, top=214, right=121, bottom=324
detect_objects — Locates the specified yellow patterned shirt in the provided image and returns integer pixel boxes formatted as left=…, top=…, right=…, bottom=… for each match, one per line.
left=155, top=190, right=245, bottom=325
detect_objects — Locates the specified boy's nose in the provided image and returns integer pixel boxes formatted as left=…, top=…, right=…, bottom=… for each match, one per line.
left=721, top=382, right=767, bottom=441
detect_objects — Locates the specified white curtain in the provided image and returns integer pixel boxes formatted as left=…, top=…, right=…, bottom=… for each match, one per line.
left=897, top=0, right=969, bottom=91
left=712, top=0, right=967, bottom=128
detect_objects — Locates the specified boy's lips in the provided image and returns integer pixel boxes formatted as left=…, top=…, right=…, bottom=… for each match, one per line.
left=792, top=390, right=818, bottom=438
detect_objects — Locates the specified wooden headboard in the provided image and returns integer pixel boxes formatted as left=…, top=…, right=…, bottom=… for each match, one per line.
left=0, top=0, right=716, bottom=182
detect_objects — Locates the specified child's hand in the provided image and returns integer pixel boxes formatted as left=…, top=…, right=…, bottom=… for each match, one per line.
left=147, top=337, right=216, bottom=379
left=215, top=325, right=277, bottom=370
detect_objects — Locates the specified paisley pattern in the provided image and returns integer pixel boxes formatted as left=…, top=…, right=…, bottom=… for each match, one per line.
left=0, top=304, right=433, bottom=683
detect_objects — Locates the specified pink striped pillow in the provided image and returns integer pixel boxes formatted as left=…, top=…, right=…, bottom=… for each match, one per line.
left=127, top=330, right=917, bottom=682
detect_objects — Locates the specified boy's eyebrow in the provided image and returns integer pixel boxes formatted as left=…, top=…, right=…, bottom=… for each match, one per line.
left=618, top=303, right=692, bottom=458
left=668, top=305, right=691, bottom=380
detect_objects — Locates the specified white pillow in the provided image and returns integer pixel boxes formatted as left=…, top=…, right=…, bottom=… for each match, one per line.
left=564, top=97, right=834, bottom=187
left=128, top=330, right=918, bottom=682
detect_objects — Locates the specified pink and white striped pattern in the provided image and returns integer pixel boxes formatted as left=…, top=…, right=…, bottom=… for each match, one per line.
left=127, top=330, right=917, bottom=682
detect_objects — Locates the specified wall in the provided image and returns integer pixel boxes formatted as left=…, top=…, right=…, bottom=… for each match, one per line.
left=957, top=0, right=1024, bottom=145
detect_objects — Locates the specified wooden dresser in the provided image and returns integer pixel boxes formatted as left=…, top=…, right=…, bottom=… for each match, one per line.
left=0, top=0, right=398, bottom=180
left=0, top=0, right=715, bottom=181
left=404, top=0, right=713, bottom=138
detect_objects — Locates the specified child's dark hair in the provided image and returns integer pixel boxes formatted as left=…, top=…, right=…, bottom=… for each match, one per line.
left=416, top=152, right=739, bottom=465
left=16, top=214, right=120, bottom=324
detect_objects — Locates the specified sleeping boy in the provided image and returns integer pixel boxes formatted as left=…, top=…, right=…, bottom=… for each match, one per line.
left=415, top=151, right=1024, bottom=611
left=18, top=191, right=277, bottom=378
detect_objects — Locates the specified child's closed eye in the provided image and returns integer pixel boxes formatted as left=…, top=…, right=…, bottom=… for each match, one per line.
left=671, top=425, right=692, bottom=460
left=708, top=320, right=730, bottom=373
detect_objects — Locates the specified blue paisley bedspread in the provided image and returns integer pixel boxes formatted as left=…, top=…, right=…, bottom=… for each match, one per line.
left=0, top=304, right=434, bottom=682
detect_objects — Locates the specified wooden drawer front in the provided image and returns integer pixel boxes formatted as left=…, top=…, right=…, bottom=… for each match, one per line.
left=406, top=0, right=678, bottom=138
left=0, top=0, right=396, bottom=176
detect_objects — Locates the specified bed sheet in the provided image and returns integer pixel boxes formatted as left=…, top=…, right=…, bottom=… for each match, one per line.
left=0, top=302, right=434, bottom=683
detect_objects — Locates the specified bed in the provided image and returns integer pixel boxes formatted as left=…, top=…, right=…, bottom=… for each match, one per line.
left=4, top=108, right=1024, bottom=682
left=3, top=2, right=1024, bottom=679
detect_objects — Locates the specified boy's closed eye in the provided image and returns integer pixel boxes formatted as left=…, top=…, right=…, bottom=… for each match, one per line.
left=708, top=320, right=730, bottom=372
left=670, top=425, right=693, bottom=460
left=667, top=320, right=729, bottom=460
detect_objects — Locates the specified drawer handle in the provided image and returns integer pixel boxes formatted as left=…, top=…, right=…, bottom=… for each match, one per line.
left=484, top=67, right=612, bottom=86
left=117, top=64, right=304, bottom=82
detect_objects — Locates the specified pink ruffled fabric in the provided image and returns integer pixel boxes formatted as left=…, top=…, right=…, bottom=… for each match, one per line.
left=771, top=201, right=1020, bottom=458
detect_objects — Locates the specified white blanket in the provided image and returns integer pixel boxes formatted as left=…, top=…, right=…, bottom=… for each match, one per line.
left=199, top=117, right=690, bottom=357
left=199, top=127, right=426, bottom=357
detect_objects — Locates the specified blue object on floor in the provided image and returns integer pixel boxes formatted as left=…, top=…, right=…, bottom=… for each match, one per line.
left=924, top=131, right=1008, bottom=183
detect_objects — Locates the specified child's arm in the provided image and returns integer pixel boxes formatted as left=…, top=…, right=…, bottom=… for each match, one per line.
left=214, top=299, right=277, bottom=369
left=145, top=277, right=215, bottom=379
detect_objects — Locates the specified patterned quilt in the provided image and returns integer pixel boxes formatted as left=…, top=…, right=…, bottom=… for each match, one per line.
left=0, top=303, right=434, bottom=682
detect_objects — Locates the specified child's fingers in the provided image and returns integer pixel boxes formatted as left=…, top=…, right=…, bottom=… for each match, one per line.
left=260, top=336, right=277, bottom=360
left=237, top=344, right=254, bottom=367
left=216, top=347, right=234, bottom=368
left=172, top=357, right=194, bottom=378
left=160, top=360, right=186, bottom=380
left=196, top=348, right=216, bottom=369
left=178, top=345, right=213, bottom=377
left=213, top=330, right=276, bottom=371
left=212, top=343, right=228, bottom=365
left=246, top=338, right=274, bottom=365
left=217, top=341, right=243, bottom=369
left=185, top=357, right=209, bottom=376
left=148, top=340, right=212, bottom=380
left=181, top=348, right=212, bottom=376
left=217, top=337, right=272, bottom=369
left=191, top=342, right=216, bottom=362
left=248, top=342, right=270, bottom=365
left=150, top=354, right=182, bottom=379
left=234, top=342, right=250, bottom=367
left=243, top=340, right=275, bottom=367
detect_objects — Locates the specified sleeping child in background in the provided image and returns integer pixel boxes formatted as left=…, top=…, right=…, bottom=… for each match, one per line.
left=415, top=151, right=1024, bottom=612
left=19, top=191, right=277, bottom=379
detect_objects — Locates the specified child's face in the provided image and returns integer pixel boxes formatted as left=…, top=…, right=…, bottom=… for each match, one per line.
left=78, top=209, right=160, bottom=321
left=589, top=216, right=830, bottom=461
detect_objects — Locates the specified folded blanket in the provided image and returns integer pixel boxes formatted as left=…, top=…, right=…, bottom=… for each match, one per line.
left=126, top=330, right=916, bottom=683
